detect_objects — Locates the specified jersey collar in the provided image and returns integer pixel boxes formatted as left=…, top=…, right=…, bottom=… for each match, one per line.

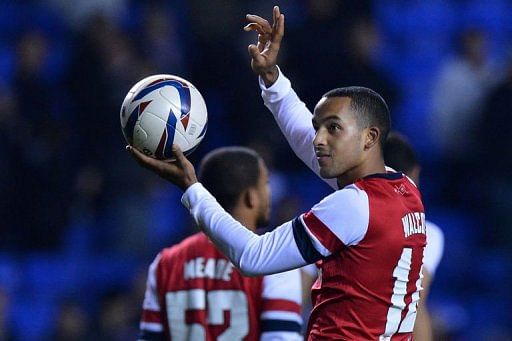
left=363, top=172, right=404, bottom=180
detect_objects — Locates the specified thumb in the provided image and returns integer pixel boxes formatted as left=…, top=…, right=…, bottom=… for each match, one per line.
left=172, top=144, right=186, bottom=165
left=248, top=44, right=263, bottom=60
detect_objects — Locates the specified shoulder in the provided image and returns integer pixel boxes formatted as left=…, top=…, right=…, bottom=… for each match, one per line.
left=302, top=185, right=370, bottom=249
left=309, top=184, right=369, bottom=229
left=312, top=184, right=369, bottom=214
left=357, top=173, right=423, bottom=209
left=159, top=233, right=208, bottom=263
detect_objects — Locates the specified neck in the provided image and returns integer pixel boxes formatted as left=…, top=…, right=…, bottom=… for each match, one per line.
left=337, top=155, right=386, bottom=188
left=230, top=206, right=257, bottom=232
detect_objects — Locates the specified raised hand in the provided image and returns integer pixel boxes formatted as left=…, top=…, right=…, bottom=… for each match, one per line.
left=244, top=6, right=284, bottom=86
left=126, top=144, right=198, bottom=191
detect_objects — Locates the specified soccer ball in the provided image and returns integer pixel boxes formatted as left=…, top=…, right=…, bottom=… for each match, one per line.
left=120, top=74, right=208, bottom=160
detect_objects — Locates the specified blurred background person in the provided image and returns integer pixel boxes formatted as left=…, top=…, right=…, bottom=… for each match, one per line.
left=475, top=59, right=512, bottom=248
left=430, top=28, right=501, bottom=206
left=384, top=133, right=445, bottom=341
left=430, top=28, right=499, bottom=158
left=51, top=300, right=91, bottom=341
left=139, top=147, right=302, bottom=340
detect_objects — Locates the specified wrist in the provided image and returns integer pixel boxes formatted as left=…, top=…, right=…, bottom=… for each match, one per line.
left=183, top=178, right=198, bottom=191
left=260, top=65, right=279, bottom=87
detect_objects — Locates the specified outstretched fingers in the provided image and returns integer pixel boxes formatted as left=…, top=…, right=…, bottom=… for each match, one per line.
left=246, top=14, right=272, bottom=34
left=126, top=145, right=196, bottom=190
left=248, top=44, right=263, bottom=60
left=127, top=145, right=156, bottom=169
left=271, top=8, right=284, bottom=45
left=171, top=144, right=187, bottom=166
left=243, top=22, right=264, bottom=34
left=126, top=145, right=177, bottom=176
left=272, top=6, right=280, bottom=29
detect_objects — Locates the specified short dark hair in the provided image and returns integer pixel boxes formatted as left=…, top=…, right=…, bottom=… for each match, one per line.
left=383, top=132, right=418, bottom=174
left=323, top=86, right=391, bottom=144
left=198, top=147, right=262, bottom=212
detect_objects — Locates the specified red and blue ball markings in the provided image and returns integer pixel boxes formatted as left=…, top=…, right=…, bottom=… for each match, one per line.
left=123, top=78, right=194, bottom=159
left=123, top=101, right=152, bottom=145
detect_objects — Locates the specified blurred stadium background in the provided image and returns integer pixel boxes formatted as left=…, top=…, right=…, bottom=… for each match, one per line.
left=0, top=0, right=511, bottom=340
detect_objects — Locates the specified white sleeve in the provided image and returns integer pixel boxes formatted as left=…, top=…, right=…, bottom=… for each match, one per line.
left=423, top=221, right=445, bottom=276
left=139, top=253, right=165, bottom=339
left=301, top=263, right=319, bottom=278
left=260, top=67, right=338, bottom=190
left=181, top=183, right=309, bottom=276
left=298, top=184, right=370, bottom=257
left=260, top=269, right=303, bottom=341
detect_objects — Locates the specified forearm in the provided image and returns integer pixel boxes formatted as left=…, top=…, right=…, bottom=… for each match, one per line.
left=182, top=183, right=307, bottom=276
left=260, top=67, right=337, bottom=189
left=260, top=68, right=317, bottom=169
left=414, top=271, right=433, bottom=340
left=413, top=304, right=433, bottom=341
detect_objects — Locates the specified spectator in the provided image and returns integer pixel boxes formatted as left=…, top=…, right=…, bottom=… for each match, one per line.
left=51, top=300, right=91, bottom=341
left=430, top=28, right=499, bottom=156
left=475, top=60, right=512, bottom=247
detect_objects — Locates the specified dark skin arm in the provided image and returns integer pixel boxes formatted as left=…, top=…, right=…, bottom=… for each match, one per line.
left=414, top=270, right=434, bottom=341
left=244, top=6, right=284, bottom=87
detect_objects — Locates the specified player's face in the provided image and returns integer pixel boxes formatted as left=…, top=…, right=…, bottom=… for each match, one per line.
left=312, top=97, right=366, bottom=179
left=255, top=160, right=271, bottom=227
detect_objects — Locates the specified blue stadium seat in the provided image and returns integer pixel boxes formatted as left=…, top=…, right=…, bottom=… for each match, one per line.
left=0, top=46, right=14, bottom=87
left=10, top=297, right=57, bottom=340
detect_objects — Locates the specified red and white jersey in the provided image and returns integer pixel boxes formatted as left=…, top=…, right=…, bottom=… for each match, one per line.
left=176, top=68, right=426, bottom=340
left=139, top=233, right=302, bottom=341
left=181, top=175, right=425, bottom=340
left=298, top=173, right=425, bottom=340
left=258, top=69, right=425, bottom=339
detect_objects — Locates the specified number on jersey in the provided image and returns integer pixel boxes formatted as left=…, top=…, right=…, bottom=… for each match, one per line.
left=166, top=289, right=249, bottom=340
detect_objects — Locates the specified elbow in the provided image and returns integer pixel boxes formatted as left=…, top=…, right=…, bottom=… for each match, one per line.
left=238, top=267, right=261, bottom=277
left=237, top=260, right=264, bottom=277
left=237, top=251, right=267, bottom=277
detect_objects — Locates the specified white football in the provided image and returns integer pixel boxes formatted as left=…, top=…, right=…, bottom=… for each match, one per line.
left=120, top=74, right=208, bottom=160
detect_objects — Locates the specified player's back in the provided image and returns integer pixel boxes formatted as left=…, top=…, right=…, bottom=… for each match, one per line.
left=308, top=173, right=426, bottom=340
left=150, top=233, right=263, bottom=340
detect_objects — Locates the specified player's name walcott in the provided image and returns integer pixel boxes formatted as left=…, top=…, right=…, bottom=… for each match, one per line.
left=184, top=257, right=234, bottom=281
left=402, top=212, right=426, bottom=238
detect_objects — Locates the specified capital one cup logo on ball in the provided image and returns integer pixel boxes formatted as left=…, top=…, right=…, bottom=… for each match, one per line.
left=120, top=75, right=208, bottom=160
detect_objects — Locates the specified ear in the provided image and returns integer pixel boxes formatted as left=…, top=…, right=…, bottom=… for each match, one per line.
left=243, top=187, right=259, bottom=209
left=364, top=126, right=380, bottom=150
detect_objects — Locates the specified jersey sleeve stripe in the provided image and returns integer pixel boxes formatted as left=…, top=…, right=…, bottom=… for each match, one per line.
left=140, top=321, right=164, bottom=333
left=302, top=211, right=344, bottom=253
left=291, top=216, right=323, bottom=263
left=262, top=298, right=301, bottom=314
left=138, top=328, right=164, bottom=341
left=260, top=319, right=302, bottom=333
left=261, top=311, right=303, bottom=324
left=141, top=309, right=163, bottom=324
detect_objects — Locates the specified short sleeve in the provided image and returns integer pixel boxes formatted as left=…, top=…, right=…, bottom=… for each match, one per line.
left=139, top=253, right=165, bottom=339
left=423, top=221, right=445, bottom=276
left=260, top=269, right=303, bottom=340
left=297, top=184, right=370, bottom=257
